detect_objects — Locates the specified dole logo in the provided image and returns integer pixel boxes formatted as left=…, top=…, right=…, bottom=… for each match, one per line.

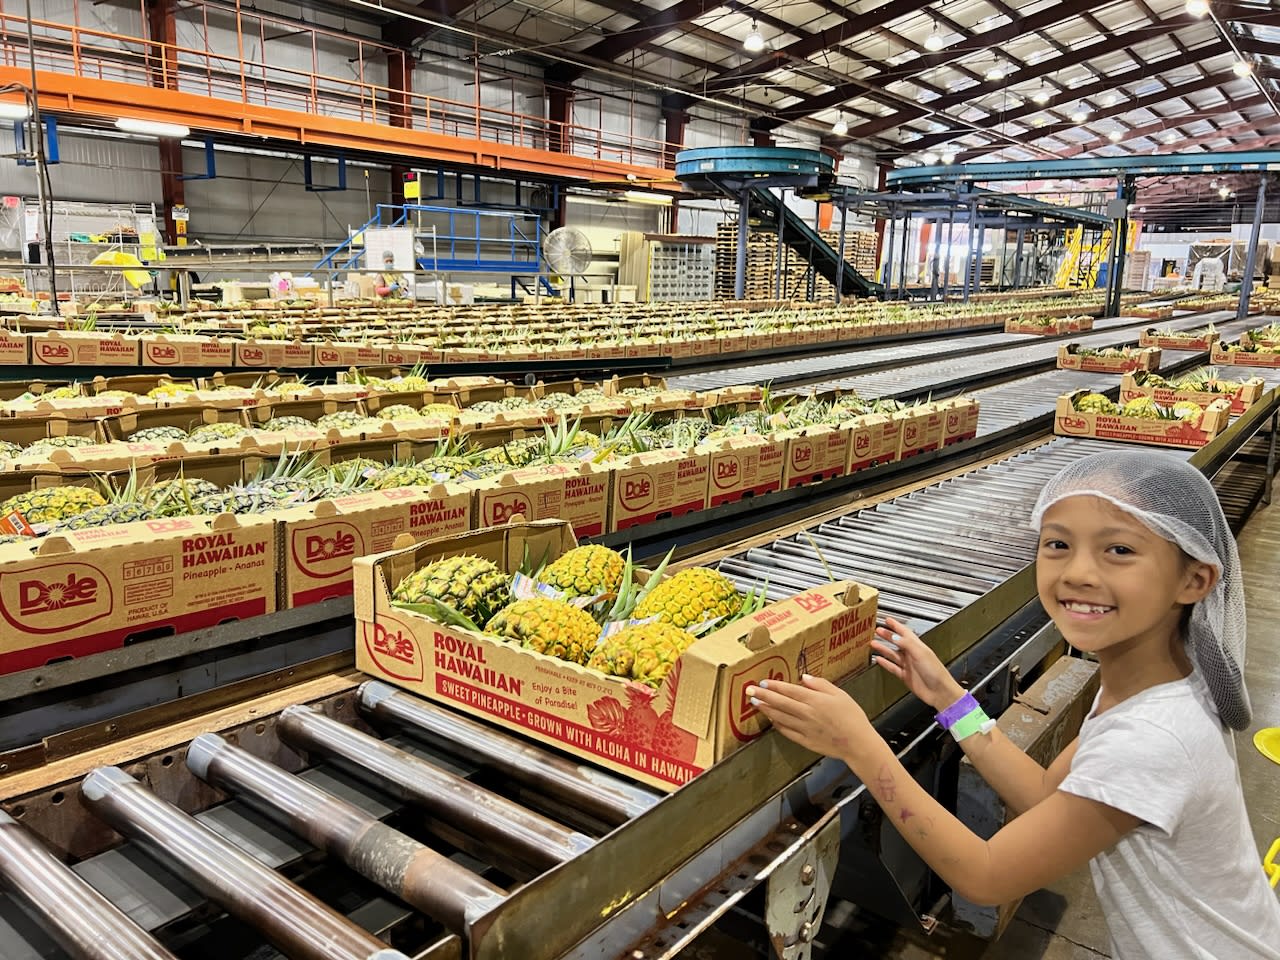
left=240, top=347, right=266, bottom=363
left=37, top=342, right=72, bottom=363
left=620, top=475, right=653, bottom=510
left=712, top=457, right=739, bottom=489
left=946, top=412, right=960, bottom=430
left=904, top=423, right=919, bottom=442
left=148, top=344, right=179, bottom=363
left=489, top=494, right=532, bottom=524
left=295, top=522, right=360, bottom=578
left=1059, top=414, right=1089, bottom=435
left=317, top=349, right=340, bottom=363
left=363, top=620, right=423, bottom=681
left=791, top=442, right=813, bottom=467
left=729, top=656, right=788, bottom=741
left=0, top=562, right=113, bottom=634
left=144, top=519, right=191, bottom=535
left=855, top=432, right=870, bottom=452
left=795, top=591, right=833, bottom=615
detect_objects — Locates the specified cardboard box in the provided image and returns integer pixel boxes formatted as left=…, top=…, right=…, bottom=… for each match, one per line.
left=939, top=398, right=981, bottom=446
left=313, top=342, right=384, bottom=367
left=100, top=406, right=247, bottom=443
left=3, top=396, right=149, bottom=420
left=780, top=425, right=850, bottom=488
left=1056, top=345, right=1160, bottom=374
left=1004, top=319, right=1067, bottom=336
left=898, top=405, right=945, bottom=459
left=1053, top=392, right=1231, bottom=449
left=278, top=485, right=470, bottom=608
left=234, top=339, right=316, bottom=368
left=352, top=519, right=879, bottom=790
left=845, top=413, right=901, bottom=472
left=1210, top=341, right=1280, bottom=369
left=471, top=462, right=610, bottom=538
left=699, top=435, right=786, bottom=507
left=30, top=331, right=141, bottom=367
left=0, top=514, right=276, bottom=675
left=1064, top=316, right=1095, bottom=333
left=0, top=330, right=28, bottom=364
left=609, top=449, right=709, bottom=531
left=1119, top=373, right=1264, bottom=416
left=1138, top=328, right=1220, bottom=351
left=141, top=335, right=237, bottom=368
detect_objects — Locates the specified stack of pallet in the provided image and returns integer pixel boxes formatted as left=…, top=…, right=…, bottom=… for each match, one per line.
left=715, top=221, right=838, bottom=301
left=819, top=229, right=878, bottom=278
left=1123, top=250, right=1153, bottom=291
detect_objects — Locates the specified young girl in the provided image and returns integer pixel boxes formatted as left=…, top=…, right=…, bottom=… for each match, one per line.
left=747, top=449, right=1280, bottom=958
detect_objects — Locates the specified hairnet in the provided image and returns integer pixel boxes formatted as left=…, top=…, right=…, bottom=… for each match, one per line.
left=1029, top=449, right=1249, bottom=730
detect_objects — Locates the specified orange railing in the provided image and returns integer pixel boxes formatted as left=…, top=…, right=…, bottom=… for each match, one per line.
left=0, top=0, right=675, bottom=169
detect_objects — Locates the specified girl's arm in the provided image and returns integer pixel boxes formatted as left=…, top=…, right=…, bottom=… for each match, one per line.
left=872, top=617, right=1070, bottom=814
left=748, top=676, right=1139, bottom=906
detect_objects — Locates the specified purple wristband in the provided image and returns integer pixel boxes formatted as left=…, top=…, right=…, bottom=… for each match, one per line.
left=935, top=692, right=979, bottom=730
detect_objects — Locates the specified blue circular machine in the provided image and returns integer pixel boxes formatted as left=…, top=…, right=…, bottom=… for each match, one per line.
left=674, top=146, right=881, bottom=299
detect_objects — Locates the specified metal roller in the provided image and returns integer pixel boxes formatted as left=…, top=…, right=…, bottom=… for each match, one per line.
left=0, top=810, right=179, bottom=960
left=186, top=734, right=507, bottom=933
left=277, top=704, right=594, bottom=871
left=79, top=766, right=410, bottom=960
left=358, top=681, right=657, bottom=826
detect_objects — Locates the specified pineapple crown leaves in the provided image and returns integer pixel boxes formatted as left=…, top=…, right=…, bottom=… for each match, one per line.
left=392, top=593, right=484, bottom=634
left=802, top=531, right=838, bottom=584
left=603, top=546, right=674, bottom=625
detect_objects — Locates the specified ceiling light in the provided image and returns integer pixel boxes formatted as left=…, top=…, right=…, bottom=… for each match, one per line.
left=622, top=190, right=672, bottom=206
left=743, top=22, right=765, bottom=53
left=1101, top=94, right=1118, bottom=107
left=985, top=65, right=1006, bottom=82
left=115, top=117, right=190, bottom=138
left=0, top=102, right=30, bottom=121
left=1185, top=0, right=1210, bottom=15
left=1108, top=129, right=1124, bottom=142
left=924, top=28, right=945, bottom=52
left=1210, top=179, right=1219, bottom=188
left=1163, top=131, right=1179, bottom=143
left=1071, top=110, right=1088, bottom=123
left=1219, top=186, right=1230, bottom=198
left=832, top=115, right=849, bottom=136
left=1033, top=88, right=1051, bottom=105
left=941, top=150, right=956, bottom=164
left=1033, top=116, right=1048, bottom=126
left=921, top=151, right=939, bottom=164
left=1233, top=59, right=1252, bottom=77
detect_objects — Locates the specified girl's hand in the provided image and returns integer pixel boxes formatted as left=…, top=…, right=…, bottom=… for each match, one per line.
left=873, top=616, right=966, bottom=713
left=745, top=675, right=878, bottom=763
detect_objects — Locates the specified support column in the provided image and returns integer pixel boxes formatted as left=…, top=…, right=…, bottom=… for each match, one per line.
left=750, top=123, right=774, bottom=148
left=1107, top=176, right=1136, bottom=319
left=548, top=86, right=571, bottom=155
left=735, top=190, right=749, bottom=301
left=882, top=213, right=896, bottom=294
left=387, top=49, right=415, bottom=207
left=147, top=0, right=183, bottom=245
left=873, top=164, right=888, bottom=274
left=1238, top=175, right=1269, bottom=322
left=662, top=106, right=686, bottom=232
left=835, top=202, right=848, bottom=304
left=774, top=188, right=787, bottom=301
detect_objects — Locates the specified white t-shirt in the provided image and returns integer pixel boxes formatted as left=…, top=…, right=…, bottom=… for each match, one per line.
left=1059, top=671, right=1280, bottom=960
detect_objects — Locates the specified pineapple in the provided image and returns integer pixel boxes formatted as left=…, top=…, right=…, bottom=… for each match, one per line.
left=147, top=383, right=195, bottom=399
left=244, top=453, right=321, bottom=500
left=188, top=421, right=249, bottom=444
left=376, top=404, right=421, bottom=420
left=1173, top=401, right=1204, bottom=423
left=261, top=416, right=313, bottom=432
left=1, top=486, right=107, bottom=525
left=44, top=386, right=80, bottom=400
left=0, top=440, right=22, bottom=461
left=327, top=457, right=384, bottom=486
left=1122, top=397, right=1160, bottom=419
left=23, top=435, right=97, bottom=457
left=392, top=555, right=512, bottom=625
left=368, top=463, right=441, bottom=490
left=195, top=486, right=286, bottom=515
left=129, top=425, right=188, bottom=443
left=634, top=567, right=744, bottom=630
left=587, top=622, right=697, bottom=687
left=484, top=597, right=600, bottom=664
left=541, top=545, right=626, bottom=599
left=419, top=403, right=460, bottom=419
left=317, top=411, right=375, bottom=431
left=269, top=381, right=312, bottom=399
left=52, top=471, right=155, bottom=530
left=1073, top=393, right=1117, bottom=415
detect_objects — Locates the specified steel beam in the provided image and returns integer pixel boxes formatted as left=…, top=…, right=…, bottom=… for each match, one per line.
left=1238, top=176, right=1268, bottom=322
left=0, top=811, right=178, bottom=960
left=276, top=704, right=593, bottom=872
left=79, top=767, right=410, bottom=960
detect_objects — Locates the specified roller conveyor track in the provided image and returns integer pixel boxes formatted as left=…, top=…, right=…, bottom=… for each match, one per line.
left=788, top=310, right=1239, bottom=400
left=668, top=310, right=1214, bottom=392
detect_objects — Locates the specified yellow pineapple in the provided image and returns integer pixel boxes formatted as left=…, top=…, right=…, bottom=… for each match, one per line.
left=633, top=567, right=743, bottom=630
left=542, top=545, right=626, bottom=599
left=1, top=486, right=107, bottom=525
left=484, top=597, right=600, bottom=664
left=392, top=555, right=511, bottom=625
left=587, top=622, right=697, bottom=687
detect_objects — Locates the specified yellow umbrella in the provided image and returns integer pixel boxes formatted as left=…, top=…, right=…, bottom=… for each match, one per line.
left=90, top=250, right=151, bottom=289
